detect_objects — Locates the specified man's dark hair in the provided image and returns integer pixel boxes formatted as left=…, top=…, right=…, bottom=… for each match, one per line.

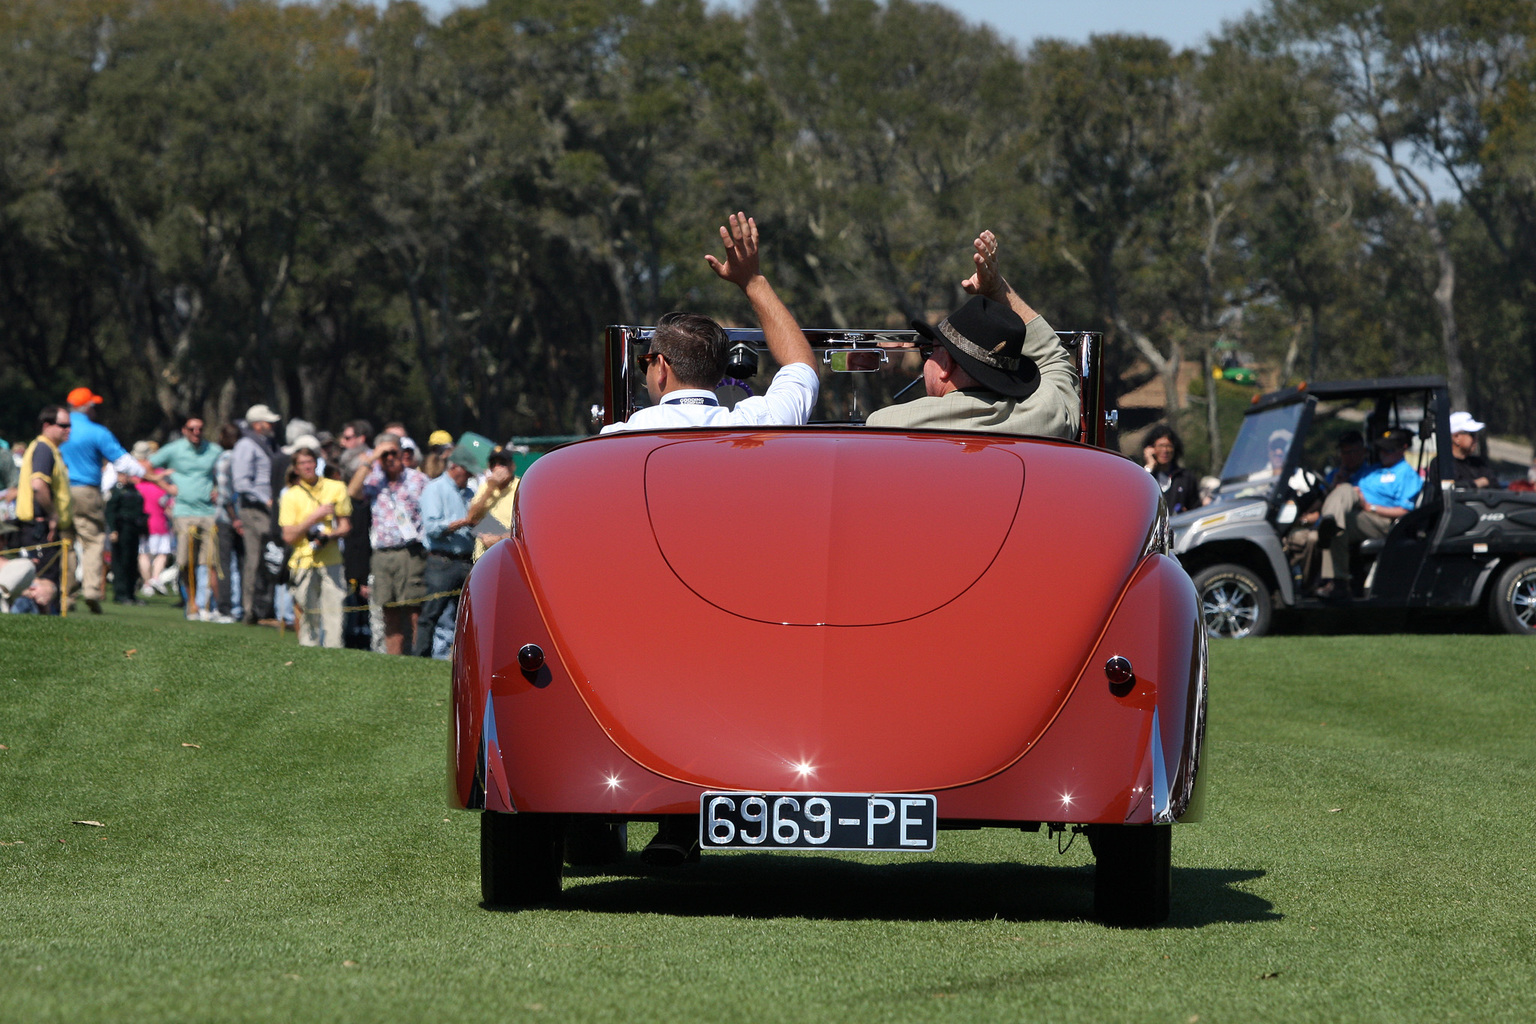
left=218, top=423, right=240, bottom=449
left=1143, top=423, right=1184, bottom=463
left=39, top=404, right=66, bottom=429
left=651, top=312, right=728, bottom=389
left=346, top=419, right=373, bottom=443
left=1337, top=430, right=1365, bottom=449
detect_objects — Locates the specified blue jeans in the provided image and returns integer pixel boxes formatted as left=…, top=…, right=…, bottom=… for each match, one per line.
left=414, top=554, right=469, bottom=659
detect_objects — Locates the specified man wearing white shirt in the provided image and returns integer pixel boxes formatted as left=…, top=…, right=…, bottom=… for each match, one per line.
left=602, top=211, right=817, bottom=434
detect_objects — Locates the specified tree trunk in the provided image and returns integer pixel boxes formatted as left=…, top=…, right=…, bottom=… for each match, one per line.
left=1386, top=160, right=1467, bottom=410
left=1116, top=313, right=1182, bottom=418
left=1203, top=343, right=1221, bottom=476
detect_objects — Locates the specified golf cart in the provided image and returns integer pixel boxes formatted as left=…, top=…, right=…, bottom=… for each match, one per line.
left=1171, top=376, right=1536, bottom=638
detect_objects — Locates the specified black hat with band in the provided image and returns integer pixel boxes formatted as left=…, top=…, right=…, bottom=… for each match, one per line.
left=912, top=295, right=1042, bottom=399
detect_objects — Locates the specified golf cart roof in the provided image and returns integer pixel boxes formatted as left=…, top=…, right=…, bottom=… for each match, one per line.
left=1249, top=376, right=1449, bottom=415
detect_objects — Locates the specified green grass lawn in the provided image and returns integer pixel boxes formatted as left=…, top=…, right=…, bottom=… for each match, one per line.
left=3, top=606, right=1534, bottom=1023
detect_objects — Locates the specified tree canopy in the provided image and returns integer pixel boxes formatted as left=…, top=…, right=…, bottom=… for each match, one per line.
left=2, top=0, right=1532, bottom=450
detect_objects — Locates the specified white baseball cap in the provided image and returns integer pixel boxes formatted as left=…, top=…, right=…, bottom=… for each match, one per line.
left=245, top=404, right=281, bottom=424
left=1449, top=411, right=1485, bottom=434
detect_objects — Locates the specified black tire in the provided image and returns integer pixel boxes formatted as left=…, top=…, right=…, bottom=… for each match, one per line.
left=1087, top=824, right=1171, bottom=927
left=564, top=819, right=629, bottom=866
left=481, top=811, right=564, bottom=907
left=1490, top=558, right=1536, bottom=635
left=1192, top=563, right=1272, bottom=639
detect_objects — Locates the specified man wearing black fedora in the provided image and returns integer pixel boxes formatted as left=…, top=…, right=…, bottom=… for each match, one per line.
left=866, top=230, right=1078, bottom=438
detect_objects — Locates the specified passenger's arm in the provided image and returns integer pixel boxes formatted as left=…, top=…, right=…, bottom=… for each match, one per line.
left=961, top=229, right=1039, bottom=324
left=705, top=212, right=813, bottom=370
left=962, top=229, right=1079, bottom=438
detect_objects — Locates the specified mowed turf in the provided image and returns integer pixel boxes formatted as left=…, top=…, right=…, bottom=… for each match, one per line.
left=2, top=606, right=1534, bottom=1024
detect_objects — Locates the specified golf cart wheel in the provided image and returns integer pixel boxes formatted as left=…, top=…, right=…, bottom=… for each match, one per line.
left=1191, top=563, right=1272, bottom=639
left=1490, top=558, right=1536, bottom=635
left=1086, top=824, right=1171, bottom=927
left=481, top=811, right=564, bottom=907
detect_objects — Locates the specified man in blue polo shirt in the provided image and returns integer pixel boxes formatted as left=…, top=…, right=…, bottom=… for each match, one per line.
left=60, top=387, right=147, bottom=614
left=1317, top=431, right=1423, bottom=598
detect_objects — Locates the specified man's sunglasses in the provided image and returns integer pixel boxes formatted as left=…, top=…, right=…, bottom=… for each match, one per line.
left=637, top=351, right=667, bottom=372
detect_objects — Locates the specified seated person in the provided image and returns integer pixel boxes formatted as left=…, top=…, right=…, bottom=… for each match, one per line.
left=865, top=230, right=1078, bottom=439
left=7, top=574, right=56, bottom=615
left=603, top=212, right=816, bottom=433
left=0, top=556, right=37, bottom=613
left=1315, top=431, right=1422, bottom=598
left=1427, top=411, right=1493, bottom=489
left=1287, top=431, right=1369, bottom=589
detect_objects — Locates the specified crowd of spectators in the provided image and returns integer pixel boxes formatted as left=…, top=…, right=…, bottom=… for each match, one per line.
left=1, top=394, right=517, bottom=660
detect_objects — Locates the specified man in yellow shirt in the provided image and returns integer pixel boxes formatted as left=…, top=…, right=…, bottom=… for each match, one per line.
left=278, top=446, right=352, bottom=648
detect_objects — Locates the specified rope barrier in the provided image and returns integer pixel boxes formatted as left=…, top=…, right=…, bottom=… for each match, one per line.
left=0, top=537, right=70, bottom=560
left=6, top=524, right=471, bottom=622
left=0, top=537, right=71, bottom=616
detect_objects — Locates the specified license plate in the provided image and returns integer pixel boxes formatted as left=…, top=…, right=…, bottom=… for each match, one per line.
left=699, top=792, right=937, bottom=852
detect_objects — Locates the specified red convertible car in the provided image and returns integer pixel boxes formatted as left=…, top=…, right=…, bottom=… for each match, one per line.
left=450, top=327, right=1207, bottom=925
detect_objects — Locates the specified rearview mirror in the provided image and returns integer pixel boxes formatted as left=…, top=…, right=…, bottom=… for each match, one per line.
left=825, top=350, right=887, bottom=372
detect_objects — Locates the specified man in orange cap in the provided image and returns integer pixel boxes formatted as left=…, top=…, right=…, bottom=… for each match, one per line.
left=60, top=386, right=148, bottom=614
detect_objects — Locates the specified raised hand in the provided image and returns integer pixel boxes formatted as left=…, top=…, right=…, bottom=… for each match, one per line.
left=704, top=211, right=761, bottom=290
left=960, top=229, right=1006, bottom=302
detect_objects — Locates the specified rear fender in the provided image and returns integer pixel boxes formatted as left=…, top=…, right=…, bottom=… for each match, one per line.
left=934, top=554, right=1205, bottom=825
left=450, top=541, right=704, bottom=815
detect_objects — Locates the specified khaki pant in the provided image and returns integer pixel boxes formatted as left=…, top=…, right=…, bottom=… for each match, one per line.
left=1319, top=485, right=1391, bottom=581
left=174, top=515, right=219, bottom=572
left=70, top=485, right=106, bottom=601
left=292, top=563, right=346, bottom=648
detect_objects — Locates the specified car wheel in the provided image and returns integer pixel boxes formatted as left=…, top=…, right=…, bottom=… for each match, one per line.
left=1191, top=563, right=1272, bottom=639
left=564, top=819, right=629, bottom=866
left=1490, top=558, right=1536, bottom=635
left=1086, top=824, right=1171, bottom=927
left=481, top=811, right=563, bottom=907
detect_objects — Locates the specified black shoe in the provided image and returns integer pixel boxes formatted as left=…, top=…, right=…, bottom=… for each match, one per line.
left=641, top=818, right=701, bottom=866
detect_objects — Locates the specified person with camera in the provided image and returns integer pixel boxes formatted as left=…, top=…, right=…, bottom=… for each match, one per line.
left=278, top=445, right=352, bottom=648
left=601, top=211, right=817, bottom=434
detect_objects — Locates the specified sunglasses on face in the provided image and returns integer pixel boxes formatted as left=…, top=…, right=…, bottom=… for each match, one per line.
left=638, top=351, right=668, bottom=373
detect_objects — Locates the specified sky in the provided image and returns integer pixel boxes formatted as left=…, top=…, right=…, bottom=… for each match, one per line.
left=407, top=0, right=1268, bottom=52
